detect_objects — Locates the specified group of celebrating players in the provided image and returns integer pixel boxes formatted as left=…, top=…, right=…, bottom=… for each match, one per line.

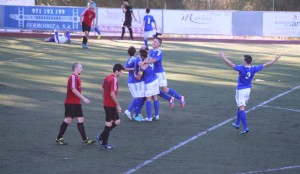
left=54, top=0, right=282, bottom=150
left=55, top=0, right=185, bottom=149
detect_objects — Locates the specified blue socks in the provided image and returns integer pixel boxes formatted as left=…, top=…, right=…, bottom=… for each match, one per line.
left=128, top=98, right=135, bottom=112
left=66, top=31, right=71, bottom=41
left=94, top=27, right=100, bottom=35
left=146, top=101, right=152, bottom=118
left=168, top=88, right=182, bottom=101
left=144, top=39, right=148, bottom=48
left=235, top=109, right=241, bottom=126
left=158, top=90, right=171, bottom=102
left=239, top=110, right=248, bottom=130
left=134, top=98, right=146, bottom=117
left=54, top=31, right=59, bottom=42
left=154, top=100, right=159, bottom=116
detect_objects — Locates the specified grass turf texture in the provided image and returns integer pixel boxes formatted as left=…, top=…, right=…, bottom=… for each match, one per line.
left=0, top=38, right=300, bottom=174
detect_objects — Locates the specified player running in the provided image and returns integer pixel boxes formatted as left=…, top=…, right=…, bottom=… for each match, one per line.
left=219, top=52, right=281, bottom=134
left=86, top=0, right=101, bottom=39
left=141, top=8, right=161, bottom=50
left=80, top=2, right=96, bottom=48
left=141, top=38, right=185, bottom=108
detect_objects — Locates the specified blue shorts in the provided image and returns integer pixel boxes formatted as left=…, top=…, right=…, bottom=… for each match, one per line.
left=48, top=37, right=55, bottom=42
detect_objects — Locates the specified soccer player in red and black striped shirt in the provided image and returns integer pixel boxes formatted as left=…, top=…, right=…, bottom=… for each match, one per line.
left=56, top=63, right=95, bottom=145
left=96, top=64, right=125, bottom=149
left=80, top=2, right=96, bottom=48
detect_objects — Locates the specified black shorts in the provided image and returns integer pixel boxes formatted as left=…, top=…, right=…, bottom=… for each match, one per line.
left=82, top=22, right=91, bottom=32
left=123, top=19, right=132, bottom=27
left=104, top=106, right=119, bottom=122
left=65, top=104, right=83, bottom=118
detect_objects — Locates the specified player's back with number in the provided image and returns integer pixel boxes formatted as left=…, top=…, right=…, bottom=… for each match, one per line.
left=143, top=15, right=155, bottom=32
left=143, top=62, right=157, bottom=84
left=234, top=65, right=263, bottom=89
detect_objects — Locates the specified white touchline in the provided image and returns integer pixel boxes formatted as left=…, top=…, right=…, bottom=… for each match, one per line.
left=124, top=85, right=300, bottom=174
left=236, top=165, right=300, bottom=174
left=260, top=105, right=300, bottom=113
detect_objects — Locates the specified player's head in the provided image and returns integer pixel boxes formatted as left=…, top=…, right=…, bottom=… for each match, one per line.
left=113, top=63, right=125, bottom=77
left=152, top=37, right=162, bottom=49
left=128, top=46, right=136, bottom=57
left=244, top=55, right=252, bottom=65
left=72, top=62, right=83, bottom=75
left=140, top=49, right=148, bottom=60
left=123, top=0, right=129, bottom=5
left=146, top=8, right=150, bottom=14
left=89, top=1, right=96, bottom=9
left=140, top=45, right=147, bottom=52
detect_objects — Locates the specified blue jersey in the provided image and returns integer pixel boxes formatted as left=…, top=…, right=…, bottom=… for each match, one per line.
left=234, top=65, right=263, bottom=90
left=143, top=62, right=157, bottom=84
left=149, top=49, right=164, bottom=73
left=134, top=56, right=144, bottom=82
left=143, top=15, right=155, bottom=32
left=125, top=56, right=136, bottom=84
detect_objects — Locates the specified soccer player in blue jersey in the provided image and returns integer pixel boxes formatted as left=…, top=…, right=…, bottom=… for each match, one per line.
left=124, top=46, right=136, bottom=120
left=141, top=38, right=185, bottom=108
left=136, top=49, right=160, bottom=121
left=219, top=52, right=281, bottom=134
left=141, top=8, right=161, bottom=50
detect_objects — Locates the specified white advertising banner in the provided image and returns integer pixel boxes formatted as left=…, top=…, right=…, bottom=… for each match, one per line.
left=97, top=8, right=163, bottom=35
left=0, top=0, right=35, bottom=6
left=163, top=10, right=232, bottom=35
left=263, top=12, right=300, bottom=37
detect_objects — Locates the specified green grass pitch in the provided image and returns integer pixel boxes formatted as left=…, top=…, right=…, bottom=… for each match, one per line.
left=0, top=38, right=300, bottom=174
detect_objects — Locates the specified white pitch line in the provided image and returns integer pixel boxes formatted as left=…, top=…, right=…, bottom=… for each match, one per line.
left=124, top=85, right=300, bottom=174
left=236, top=165, right=300, bottom=174
left=260, top=105, right=300, bottom=113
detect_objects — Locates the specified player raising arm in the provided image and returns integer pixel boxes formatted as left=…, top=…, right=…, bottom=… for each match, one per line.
left=219, top=52, right=281, bottom=134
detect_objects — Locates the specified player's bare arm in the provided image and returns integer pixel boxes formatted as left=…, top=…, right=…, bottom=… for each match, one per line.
left=72, top=88, right=90, bottom=104
left=141, top=58, right=156, bottom=65
left=110, top=91, right=121, bottom=112
left=263, top=55, right=281, bottom=68
left=219, top=52, right=235, bottom=69
left=125, top=68, right=134, bottom=71
left=122, top=5, right=126, bottom=13
left=141, top=21, right=145, bottom=31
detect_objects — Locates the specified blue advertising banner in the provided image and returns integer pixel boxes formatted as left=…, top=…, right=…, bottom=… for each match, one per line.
left=3, top=6, right=85, bottom=31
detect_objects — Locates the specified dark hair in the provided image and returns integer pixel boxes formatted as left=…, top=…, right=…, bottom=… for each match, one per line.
left=155, top=37, right=162, bottom=45
left=127, top=46, right=136, bottom=56
left=244, top=55, right=252, bottom=64
left=146, top=8, right=150, bottom=13
left=140, top=49, right=148, bottom=59
left=113, top=63, right=125, bottom=72
left=72, top=62, right=79, bottom=71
